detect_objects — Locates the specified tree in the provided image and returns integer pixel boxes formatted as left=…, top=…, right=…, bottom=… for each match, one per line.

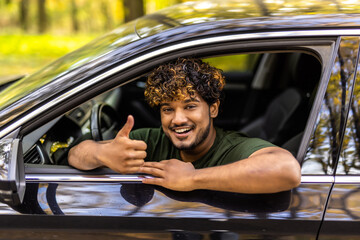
left=37, top=0, right=47, bottom=33
left=70, top=0, right=79, bottom=32
left=254, top=0, right=269, bottom=16
left=101, top=0, right=113, bottom=30
left=19, top=0, right=29, bottom=31
left=123, top=0, right=144, bottom=23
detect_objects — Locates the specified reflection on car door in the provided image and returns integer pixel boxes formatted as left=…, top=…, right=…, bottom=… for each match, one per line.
left=319, top=36, right=360, bottom=239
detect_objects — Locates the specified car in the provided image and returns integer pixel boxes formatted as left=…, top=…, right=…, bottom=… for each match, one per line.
left=0, top=0, right=360, bottom=239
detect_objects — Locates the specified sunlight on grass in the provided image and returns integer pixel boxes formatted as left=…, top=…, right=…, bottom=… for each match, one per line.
left=0, top=34, right=96, bottom=77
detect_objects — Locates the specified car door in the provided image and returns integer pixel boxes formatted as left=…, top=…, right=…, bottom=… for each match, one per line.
left=0, top=35, right=348, bottom=239
left=317, top=36, right=360, bottom=239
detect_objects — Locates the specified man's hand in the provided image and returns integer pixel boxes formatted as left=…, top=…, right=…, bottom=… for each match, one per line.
left=68, top=115, right=147, bottom=173
left=97, top=115, right=147, bottom=173
left=140, top=159, right=196, bottom=191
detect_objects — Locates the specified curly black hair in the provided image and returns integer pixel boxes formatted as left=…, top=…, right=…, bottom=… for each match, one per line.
left=145, top=57, right=225, bottom=107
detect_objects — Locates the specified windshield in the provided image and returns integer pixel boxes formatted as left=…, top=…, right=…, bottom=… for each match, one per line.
left=0, top=75, right=25, bottom=92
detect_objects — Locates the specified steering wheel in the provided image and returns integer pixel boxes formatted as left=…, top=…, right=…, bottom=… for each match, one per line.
left=90, top=103, right=120, bottom=141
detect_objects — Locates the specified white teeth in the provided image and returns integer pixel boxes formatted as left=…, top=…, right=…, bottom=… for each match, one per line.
left=175, top=128, right=191, bottom=133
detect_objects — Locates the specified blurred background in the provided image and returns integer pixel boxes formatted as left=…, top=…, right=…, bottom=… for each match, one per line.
left=0, top=0, right=184, bottom=80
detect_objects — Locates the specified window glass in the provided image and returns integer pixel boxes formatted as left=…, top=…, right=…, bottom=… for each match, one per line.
left=302, top=37, right=360, bottom=175
left=337, top=39, right=360, bottom=175
left=206, top=54, right=260, bottom=72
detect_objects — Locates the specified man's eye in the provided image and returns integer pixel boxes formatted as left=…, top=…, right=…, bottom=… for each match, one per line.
left=162, top=108, right=173, bottom=112
left=186, top=105, right=196, bottom=110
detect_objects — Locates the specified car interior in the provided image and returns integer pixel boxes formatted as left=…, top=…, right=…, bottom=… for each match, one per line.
left=22, top=50, right=322, bottom=169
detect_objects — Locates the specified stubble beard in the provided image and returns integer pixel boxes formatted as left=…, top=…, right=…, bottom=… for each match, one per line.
left=166, top=116, right=212, bottom=151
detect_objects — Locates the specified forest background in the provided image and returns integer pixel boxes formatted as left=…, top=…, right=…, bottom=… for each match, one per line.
left=0, top=0, right=183, bottom=80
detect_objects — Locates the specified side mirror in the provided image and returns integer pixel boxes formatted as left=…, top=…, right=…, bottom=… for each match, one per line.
left=0, top=139, right=25, bottom=206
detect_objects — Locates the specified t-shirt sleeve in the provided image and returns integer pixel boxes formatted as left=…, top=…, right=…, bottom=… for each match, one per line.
left=238, top=138, right=276, bottom=159
left=219, top=137, right=276, bottom=166
left=129, top=128, right=153, bottom=161
left=129, top=128, right=148, bottom=141
left=129, top=128, right=174, bottom=162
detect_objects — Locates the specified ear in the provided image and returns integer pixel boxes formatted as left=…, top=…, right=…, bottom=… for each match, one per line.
left=209, top=100, right=220, bottom=118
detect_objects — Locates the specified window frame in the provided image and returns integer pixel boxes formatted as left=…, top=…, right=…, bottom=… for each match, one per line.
left=18, top=36, right=336, bottom=183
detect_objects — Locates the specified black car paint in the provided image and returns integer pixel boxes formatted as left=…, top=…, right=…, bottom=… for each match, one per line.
left=0, top=182, right=323, bottom=237
left=0, top=44, right=335, bottom=239
left=0, top=1, right=360, bottom=239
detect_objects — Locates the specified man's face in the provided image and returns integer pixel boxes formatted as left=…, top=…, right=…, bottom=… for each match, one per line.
left=160, top=92, right=219, bottom=152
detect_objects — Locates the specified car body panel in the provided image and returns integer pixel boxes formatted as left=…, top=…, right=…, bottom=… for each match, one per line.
left=0, top=34, right=348, bottom=238
left=320, top=182, right=360, bottom=238
left=0, top=180, right=331, bottom=239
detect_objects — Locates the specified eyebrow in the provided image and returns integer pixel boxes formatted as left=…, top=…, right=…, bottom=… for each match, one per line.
left=160, top=98, right=200, bottom=107
left=184, top=98, right=200, bottom=103
left=160, top=103, right=170, bottom=107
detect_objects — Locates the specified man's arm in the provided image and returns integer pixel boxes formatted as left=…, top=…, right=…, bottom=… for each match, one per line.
left=68, top=115, right=147, bottom=173
left=139, top=147, right=301, bottom=193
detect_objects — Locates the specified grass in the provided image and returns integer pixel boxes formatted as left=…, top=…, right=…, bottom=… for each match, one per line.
left=0, top=34, right=97, bottom=78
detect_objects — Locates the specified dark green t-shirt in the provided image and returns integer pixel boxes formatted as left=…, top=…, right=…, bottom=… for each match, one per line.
left=129, top=127, right=275, bottom=169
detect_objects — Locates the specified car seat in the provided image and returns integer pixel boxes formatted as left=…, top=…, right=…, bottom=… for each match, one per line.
left=240, top=53, right=321, bottom=147
left=281, top=131, right=304, bottom=161
left=239, top=88, right=302, bottom=145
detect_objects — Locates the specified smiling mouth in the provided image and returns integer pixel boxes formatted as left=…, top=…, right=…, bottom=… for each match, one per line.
left=171, top=126, right=194, bottom=135
left=174, top=127, right=192, bottom=134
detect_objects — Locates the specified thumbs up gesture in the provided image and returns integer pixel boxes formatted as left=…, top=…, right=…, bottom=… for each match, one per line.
left=96, top=115, right=147, bottom=173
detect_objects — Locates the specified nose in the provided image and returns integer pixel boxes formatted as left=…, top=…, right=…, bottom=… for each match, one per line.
left=172, top=108, right=187, bottom=125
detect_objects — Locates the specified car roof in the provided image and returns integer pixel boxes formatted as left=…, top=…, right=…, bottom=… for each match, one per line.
left=1, top=0, right=360, bottom=137
left=135, top=0, right=360, bottom=38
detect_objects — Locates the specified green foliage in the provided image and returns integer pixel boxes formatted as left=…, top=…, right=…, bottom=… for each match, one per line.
left=205, top=55, right=259, bottom=72
left=0, top=34, right=95, bottom=76
left=0, top=0, right=182, bottom=77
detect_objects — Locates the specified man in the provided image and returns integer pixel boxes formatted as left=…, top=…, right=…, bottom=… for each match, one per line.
left=69, top=58, right=301, bottom=193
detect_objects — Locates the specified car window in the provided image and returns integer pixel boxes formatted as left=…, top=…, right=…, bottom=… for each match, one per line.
left=206, top=54, right=260, bottom=73
left=335, top=38, right=360, bottom=175
left=0, top=75, right=26, bottom=93
left=302, top=37, right=360, bottom=175
left=22, top=50, right=323, bottom=169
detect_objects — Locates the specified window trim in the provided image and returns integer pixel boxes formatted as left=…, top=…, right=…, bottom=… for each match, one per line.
left=297, top=38, right=339, bottom=165
left=26, top=173, right=333, bottom=184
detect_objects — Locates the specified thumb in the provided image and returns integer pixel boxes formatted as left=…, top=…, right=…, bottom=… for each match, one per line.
left=117, top=115, right=134, bottom=138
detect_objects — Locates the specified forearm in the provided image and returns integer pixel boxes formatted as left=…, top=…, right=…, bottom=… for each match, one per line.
left=141, top=147, right=301, bottom=193
left=191, top=148, right=301, bottom=193
left=68, top=140, right=103, bottom=170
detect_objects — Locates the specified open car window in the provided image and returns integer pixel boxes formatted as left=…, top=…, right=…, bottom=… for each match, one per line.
left=22, top=49, right=323, bottom=172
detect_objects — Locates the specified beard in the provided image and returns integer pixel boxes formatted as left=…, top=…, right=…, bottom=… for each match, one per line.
left=166, top=116, right=212, bottom=151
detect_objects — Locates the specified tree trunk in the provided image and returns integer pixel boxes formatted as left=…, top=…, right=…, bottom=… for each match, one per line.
left=255, top=0, right=269, bottom=16
left=37, top=0, right=47, bottom=34
left=19, top=0, right=29, bottom=31
left=71, top=0, right=79, bottom=32
left=123, top=0, right=144, bottom=23
left=101, top=0, right=113, bottom=30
